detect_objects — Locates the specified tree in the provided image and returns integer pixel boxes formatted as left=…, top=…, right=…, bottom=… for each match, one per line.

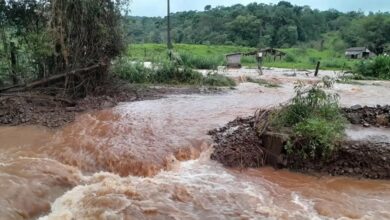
left=0, top=0, right=130, bottom=96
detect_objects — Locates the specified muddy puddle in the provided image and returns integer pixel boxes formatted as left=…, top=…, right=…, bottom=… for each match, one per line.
left=1, top=80, right=390, bottom=219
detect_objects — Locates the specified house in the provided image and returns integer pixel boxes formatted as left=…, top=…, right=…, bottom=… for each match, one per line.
left=259, top=48, right=286, bottom=60
left=345, top=47, right=376, bottom=59
left=226, top=53, right=242, bottom=68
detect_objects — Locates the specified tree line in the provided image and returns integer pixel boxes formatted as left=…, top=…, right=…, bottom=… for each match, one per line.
left=124, top=1, right=390, bottom=54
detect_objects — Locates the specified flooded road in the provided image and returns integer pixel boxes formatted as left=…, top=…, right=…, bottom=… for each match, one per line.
left=1, top=78, right=390, bottom=219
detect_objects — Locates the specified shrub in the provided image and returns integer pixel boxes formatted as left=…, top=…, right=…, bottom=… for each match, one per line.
left=112, top=57, right=235, bottom=86
left=153, top=61, right=204, bottom=84
left=290, top=116, right=344, bottom=159
left=111, top=58, right=151, bottom=83
left=353, top=56, right=390, bottom=80
left=271, top=78, right=346, bottom=159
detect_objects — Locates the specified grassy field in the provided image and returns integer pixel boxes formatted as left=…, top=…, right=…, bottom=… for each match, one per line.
left=127, top=44, right=254, bottom=61
left=127, top=43, right=356, bottom=71
left=243, top=48, right=356, bottom=70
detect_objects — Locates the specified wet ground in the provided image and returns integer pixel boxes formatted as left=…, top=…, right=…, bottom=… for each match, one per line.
left=1, top=68, right=390, bottom=219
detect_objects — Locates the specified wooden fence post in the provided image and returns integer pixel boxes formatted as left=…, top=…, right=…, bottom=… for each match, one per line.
left=314, top=61, right=321, bottom=77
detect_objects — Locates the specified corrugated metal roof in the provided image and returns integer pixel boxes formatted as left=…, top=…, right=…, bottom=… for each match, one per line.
left=346, top=47, right=368, bottom=52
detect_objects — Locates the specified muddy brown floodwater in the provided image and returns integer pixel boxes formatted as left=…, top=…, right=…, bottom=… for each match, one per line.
left=1, top=78, right=390, bottom=220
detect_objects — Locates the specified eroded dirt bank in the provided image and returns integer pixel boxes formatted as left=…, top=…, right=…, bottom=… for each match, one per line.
left=209, top=110, right=390, bottom=179
left=0, top=83, right=220, bottom=128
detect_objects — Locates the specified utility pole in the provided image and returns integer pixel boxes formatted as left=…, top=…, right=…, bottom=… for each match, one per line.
left=167, top=0, right=173, bottom=50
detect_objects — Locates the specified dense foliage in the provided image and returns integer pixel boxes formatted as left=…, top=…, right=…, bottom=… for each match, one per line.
left=0, top=0, right=129, bottom=94
left=354, top=56, right=390, bottom=80
left=111, top=58, right=236, bottom=86
left=271, top=79, right=346, bottom=159
left=124, top=2, right=390, bottom=54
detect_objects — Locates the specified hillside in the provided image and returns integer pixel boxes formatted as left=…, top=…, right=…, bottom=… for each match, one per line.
left=124, top=1, right=390, bottom=54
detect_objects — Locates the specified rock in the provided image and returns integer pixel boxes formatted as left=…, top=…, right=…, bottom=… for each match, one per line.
left=351, top=104, right=362, bottom=110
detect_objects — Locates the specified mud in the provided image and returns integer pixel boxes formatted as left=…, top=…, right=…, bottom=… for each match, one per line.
left=343, top=105, right=390, bottom=127
left=210, top=114, right=390, bottom=179
left=209, top=117, right=265, bottom=168
left=288, top=141, right=390, bottom=179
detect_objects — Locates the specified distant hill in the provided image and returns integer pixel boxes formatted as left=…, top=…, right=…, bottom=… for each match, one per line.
left=124, top=1, right=390, bottom=54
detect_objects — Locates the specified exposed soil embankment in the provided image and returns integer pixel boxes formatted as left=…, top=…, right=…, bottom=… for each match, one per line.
left=343, top=105, right=390, bottom=127
left=0, top=81, right=220, bottom=128
left=287, top=141, right=390, bottom=179
left=209, top=117, right=265, bottom=168
left=210, top=112, right=390, bottom=179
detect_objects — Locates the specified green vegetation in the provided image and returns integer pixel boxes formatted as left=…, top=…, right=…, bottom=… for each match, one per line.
left=128, top=43, right=355, bottom=71
left=0, top=0, right=129, bottom=95
left=353, top=56, right=390, bottom=80
left=128, top=44, right=253, bottom=61
left=111, top=58, right=235, bottom=87
left=179, top=52, right=223, bottom=70
left=251, top=48, right=354, bottom=70
left=124, top=3, right=390, bottom=54
left=271, top=79, right=346, bottom=159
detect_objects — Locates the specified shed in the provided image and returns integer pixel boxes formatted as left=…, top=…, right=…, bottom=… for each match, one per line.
left=226, top=53, right=242, bottom=68
left=259, top=48, right=286, bottom=61
left=345, top=47, right=376, bottom=59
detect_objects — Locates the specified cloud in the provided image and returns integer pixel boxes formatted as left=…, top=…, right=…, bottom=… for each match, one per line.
left=130, top=0, right=390, bottom=17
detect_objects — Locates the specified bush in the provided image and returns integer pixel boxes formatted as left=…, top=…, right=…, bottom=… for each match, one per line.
left=111, top=58, right=152, bottom=83
left=353, top=56, right=390, bottom=80
left=271, top=78, right=346, bottom=159
left=112, top=57, right=235, bottom=86
left=291, top=116, right=344, bottom=159
left=153, top=61, right=204, bottom=84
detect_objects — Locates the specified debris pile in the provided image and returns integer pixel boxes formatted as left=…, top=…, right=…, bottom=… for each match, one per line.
left=343, top=105, right=390, bottom=127
left=209, top=117, right=265, bottom=168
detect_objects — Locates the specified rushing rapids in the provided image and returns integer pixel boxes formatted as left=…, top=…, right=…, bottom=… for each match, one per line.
left=1, top=76, right=390, bottom=219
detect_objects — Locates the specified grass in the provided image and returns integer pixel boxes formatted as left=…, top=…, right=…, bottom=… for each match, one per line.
left=127, top=43, right=254, bottom=62
left=179, top=51, right=223, bottom=70
left=243, top=48, right=356, bottom=71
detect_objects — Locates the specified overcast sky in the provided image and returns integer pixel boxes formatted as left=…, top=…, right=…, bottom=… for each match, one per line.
left=130, top=0, right=390, bottom=17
